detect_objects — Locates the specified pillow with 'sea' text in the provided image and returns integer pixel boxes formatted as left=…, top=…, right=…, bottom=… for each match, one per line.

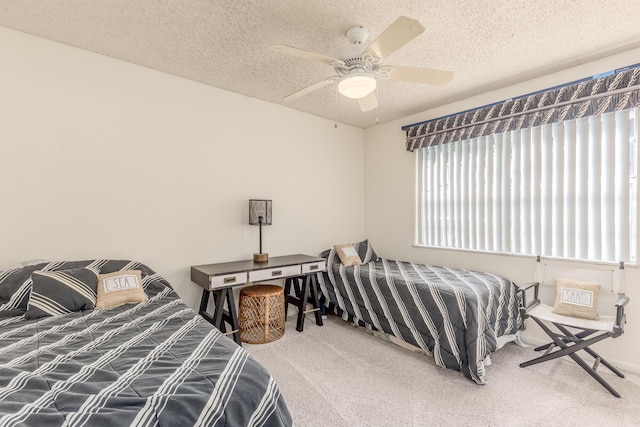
left=95, top=270, right=147, bottom=309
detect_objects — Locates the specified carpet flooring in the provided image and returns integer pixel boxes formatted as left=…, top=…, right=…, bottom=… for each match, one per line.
left=244, top=314, right=640, bottom=427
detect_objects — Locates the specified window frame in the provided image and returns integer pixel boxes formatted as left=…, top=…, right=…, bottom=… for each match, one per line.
left=413, top=108, right=640, bottom=267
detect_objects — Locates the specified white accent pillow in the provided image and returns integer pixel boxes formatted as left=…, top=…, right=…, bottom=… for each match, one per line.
left=96, top=270, right=148, bottom=309
left=334, top=244, right=362, bottom=266
left=552, top=278, right=600, bottom=320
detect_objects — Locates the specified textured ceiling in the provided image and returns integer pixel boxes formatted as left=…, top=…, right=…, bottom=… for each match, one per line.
left=1, top=1, right=640, bottom=128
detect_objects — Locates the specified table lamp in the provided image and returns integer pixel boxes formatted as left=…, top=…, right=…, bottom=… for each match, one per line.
left=249, top=199, right=272, bottom=262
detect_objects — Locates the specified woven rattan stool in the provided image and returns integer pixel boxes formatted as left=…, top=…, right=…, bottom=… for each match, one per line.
left=238, top=284, right=285, bottom=344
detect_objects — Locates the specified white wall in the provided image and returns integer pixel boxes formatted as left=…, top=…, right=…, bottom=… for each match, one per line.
left=0, top=27, right=365, bottom=310
left=364, top=48, right=640, bottom=373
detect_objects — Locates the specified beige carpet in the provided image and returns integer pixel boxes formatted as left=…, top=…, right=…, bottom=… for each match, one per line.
left=244, top=314, right=640, bottom=427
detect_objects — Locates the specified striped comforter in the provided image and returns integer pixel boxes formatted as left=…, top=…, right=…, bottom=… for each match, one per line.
left=0, top=260, right=292, bottom=426
left=317, top=251, right=520, bottom=384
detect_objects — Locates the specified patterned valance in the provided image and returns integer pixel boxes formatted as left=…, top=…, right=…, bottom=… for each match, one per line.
left=404, top=64, right=640, bottom=152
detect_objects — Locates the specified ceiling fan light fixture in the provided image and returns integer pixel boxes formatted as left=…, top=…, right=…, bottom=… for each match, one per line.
left=338, top=74, right=376, bottom=99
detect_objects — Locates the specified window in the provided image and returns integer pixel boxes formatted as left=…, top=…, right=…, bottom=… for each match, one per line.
left=414, top=108, right=638, bottom=264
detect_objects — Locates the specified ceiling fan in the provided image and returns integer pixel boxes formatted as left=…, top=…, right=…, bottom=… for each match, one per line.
left=270, top=16, right=453, bottom=112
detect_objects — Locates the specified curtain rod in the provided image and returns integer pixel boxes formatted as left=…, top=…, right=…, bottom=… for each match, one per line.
left=401, top=62, right=640, bottom=132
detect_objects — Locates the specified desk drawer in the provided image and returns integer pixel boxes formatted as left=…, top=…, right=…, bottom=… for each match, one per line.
left=249, top=265, right=301, bottom=282
left=210, top=272, right=247, bottom=289
left=302, top=261, right=326, bottom=274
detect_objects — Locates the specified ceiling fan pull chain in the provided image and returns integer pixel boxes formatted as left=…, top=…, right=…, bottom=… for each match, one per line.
left=376, top=85, right=380, bottom=124
left=334, top=84, right=339, bottom=128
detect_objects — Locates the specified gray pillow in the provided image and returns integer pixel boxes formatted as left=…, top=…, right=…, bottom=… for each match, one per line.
left=25, top=267, right=99, bottom=319
left=355, top=239, right=379, bottom=263
left=0, top=263, right=50, bottom=314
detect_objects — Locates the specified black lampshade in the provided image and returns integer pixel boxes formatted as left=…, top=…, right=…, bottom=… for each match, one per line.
left=249, top=199, right=272, bottom=225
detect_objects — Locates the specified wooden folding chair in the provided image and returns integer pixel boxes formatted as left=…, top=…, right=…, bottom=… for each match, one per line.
left=518, top=261, right=630, bottom=398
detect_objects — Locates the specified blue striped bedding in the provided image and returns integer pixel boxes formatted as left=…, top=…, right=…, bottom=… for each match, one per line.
left=0, top=260, right=292, bottom=426
left=317, top=248, right=521, bottom=384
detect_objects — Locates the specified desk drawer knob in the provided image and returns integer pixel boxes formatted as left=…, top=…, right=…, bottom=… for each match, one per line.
left=224, top=277, right=236, bottom=284
left=272, top=270, right=282, bottom=276
left=310, top=265, right=318, bottom=270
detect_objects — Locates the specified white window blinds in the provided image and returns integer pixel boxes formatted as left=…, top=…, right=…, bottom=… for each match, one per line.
left=415, top=108, right=638, bottom=264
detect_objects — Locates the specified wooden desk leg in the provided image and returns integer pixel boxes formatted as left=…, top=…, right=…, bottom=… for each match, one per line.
left=199, top=288, right=210, bottom=316
left=293, top=279, right=302, bottom=299
left=296, top=277, right=309, bottom=332
left=198, top=289, right=218, bottom=328
left=284, top=278, right=293, bottom=318
left=213, top=289, right=226, bottom=332
left=309, top=274, right=324, bottom=327
left=211, top=289, right=242, bottom=346
left=225, top=289, right=241, bottom=346
left=285, top=274, right=324, bottom=332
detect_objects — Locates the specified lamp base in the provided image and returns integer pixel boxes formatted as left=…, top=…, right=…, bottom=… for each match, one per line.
left=253, top=253, right=269, bottom=263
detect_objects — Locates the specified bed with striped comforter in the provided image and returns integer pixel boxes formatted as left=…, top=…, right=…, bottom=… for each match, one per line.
left=0, top=260, right=292, bottom=426
left=317, top=247, right=520, bottom=384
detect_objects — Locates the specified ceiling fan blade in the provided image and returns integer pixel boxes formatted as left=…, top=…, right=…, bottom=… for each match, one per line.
left=364, top=16, right=425, bottom=60
left=270, top=44, right=343, bottom=65
left=283, top=79, right=335, bottom=101
left=358, top=92, right=378, bottom=112
left=389, top=65, right=454, bottom=86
